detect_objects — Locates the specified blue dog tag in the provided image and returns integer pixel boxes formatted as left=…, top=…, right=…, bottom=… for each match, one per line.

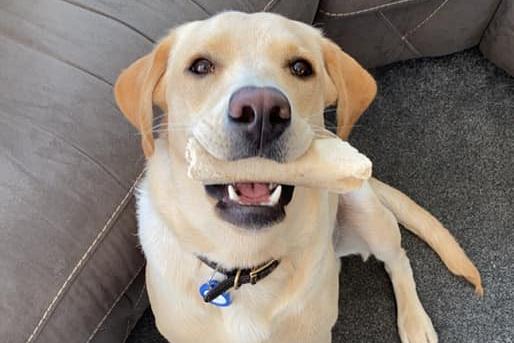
left=199, top=280, right=232, bottom=307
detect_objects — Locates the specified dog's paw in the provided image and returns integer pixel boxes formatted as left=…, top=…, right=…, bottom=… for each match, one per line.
left=397, top=307, right=438, bottom=343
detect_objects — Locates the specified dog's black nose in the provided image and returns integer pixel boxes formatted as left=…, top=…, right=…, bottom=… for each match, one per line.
left=228, top=86, right=291, bottom=156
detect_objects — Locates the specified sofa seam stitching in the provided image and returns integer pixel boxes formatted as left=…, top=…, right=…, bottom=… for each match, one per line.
left=24, top=170, right=145, bottom=343
left=403, top=0, right=449, bottom=38
left=122, top=319, right=133, bottom=343
left=86, top=263, right=146, bottom=343
left=122, top=276, right=146, bottom=343
left=187, top=0, right=211, bottom=16
left=378, top=10, right=422, bottom=56
left=0, top=113, right=125, bottom=189
left=479, top=0, right=504, bottom=46
left=318, top=0, right=420, bottom=18
left=59, top=0, right=155, bottom=43
left=134, top=284, right=147, bottom=309
left=0, top=31, right=113, bottom=87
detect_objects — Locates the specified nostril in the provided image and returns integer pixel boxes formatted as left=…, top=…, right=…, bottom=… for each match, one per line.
left=269, top=105, right=291, bottom=125
left=269, top=106, right=282, bottom=124
left=240, top=106, right=255, bottom=123
left=229, top=105, right=256, bottom=124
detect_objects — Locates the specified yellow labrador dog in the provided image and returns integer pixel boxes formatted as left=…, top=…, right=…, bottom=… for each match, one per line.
left=114, top=12, right=482, bottom=343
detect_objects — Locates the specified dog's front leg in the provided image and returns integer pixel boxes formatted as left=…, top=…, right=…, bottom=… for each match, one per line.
left=337, top=183, right=438, bottom=343
left=380, top=243, right=438, bottom=343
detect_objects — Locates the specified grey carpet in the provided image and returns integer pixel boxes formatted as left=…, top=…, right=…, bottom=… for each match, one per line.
left=127, top=48, right=514, bottom=343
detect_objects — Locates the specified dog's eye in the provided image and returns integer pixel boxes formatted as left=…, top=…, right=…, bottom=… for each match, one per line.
left=189, top=58, right=215, bottom=75
left=290, top=59, right=313, bottom=78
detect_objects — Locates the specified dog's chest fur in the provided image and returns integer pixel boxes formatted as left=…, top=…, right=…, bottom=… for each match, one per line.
left=136, top=177, right=340, bottom=343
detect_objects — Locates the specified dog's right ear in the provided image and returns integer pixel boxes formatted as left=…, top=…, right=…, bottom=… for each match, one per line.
left=114, top=35, right=174, bottom=157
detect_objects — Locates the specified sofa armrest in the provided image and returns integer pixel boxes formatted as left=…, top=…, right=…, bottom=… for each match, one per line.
left=480, top=0, right=514, bottom=76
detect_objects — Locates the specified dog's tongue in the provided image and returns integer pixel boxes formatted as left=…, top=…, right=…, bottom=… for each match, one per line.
left=235, top=182, right=270, bottom=202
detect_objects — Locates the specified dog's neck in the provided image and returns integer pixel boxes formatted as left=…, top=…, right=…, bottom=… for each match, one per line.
left=197, top=255, right=280, bottom=304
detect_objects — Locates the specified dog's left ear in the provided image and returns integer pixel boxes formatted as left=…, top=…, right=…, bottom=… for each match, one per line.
left=322, top=38, right=377, bottom=140
left=114, top=35, right=174, bottom=157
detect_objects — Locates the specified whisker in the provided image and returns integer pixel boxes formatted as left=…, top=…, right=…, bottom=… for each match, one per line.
left=152, top=113, right=167, bottom=122
left=149, top=125, right=193, bottom=133
left=151, top=123, right=167, bottom=131
left=151, top=128, right=192, bottom=134
left=132, top=126, right=194, bottom=138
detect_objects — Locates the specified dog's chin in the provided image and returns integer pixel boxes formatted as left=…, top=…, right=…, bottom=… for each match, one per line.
left=204, top=183, right=295, bottom=229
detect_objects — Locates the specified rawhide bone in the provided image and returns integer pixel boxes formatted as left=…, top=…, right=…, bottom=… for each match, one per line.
left=185, top=137, right=372, bottom=194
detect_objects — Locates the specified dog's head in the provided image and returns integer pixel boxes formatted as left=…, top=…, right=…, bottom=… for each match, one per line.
left=115, top=12, right=375, bottom=242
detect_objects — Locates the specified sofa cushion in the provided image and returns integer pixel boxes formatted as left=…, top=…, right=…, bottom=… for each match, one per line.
left=316, top=0, right=501, bottom=68
left=0, top=1, right=147, bottom=341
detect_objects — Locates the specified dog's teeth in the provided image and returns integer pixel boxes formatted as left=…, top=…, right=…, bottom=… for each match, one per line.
left=268, top=183, right=276, bottom=190
left=268, top=185, right=282, bottom=206
left=228, top=185, right=240, bottom=201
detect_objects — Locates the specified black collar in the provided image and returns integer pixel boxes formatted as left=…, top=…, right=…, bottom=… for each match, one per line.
left=197, top=256, right=280, bottom=303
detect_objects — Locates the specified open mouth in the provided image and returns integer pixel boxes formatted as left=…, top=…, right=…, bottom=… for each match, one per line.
left=205, top=183, right=295, bottom=228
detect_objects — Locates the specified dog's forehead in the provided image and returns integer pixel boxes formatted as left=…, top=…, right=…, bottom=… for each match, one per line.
left=174, top=12, right=321, bottom=56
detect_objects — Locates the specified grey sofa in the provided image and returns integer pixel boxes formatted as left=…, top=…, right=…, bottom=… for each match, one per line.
left=1, top=1, right=512, bottom=342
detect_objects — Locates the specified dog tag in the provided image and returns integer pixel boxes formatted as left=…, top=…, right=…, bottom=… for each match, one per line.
left=199, top=280, right=232, bottom=307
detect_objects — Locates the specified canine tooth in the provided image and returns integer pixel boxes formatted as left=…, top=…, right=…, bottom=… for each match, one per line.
left=268, top=185, right=282, bottom=206
left=228, top=185, right=240, bottom=201
left=268, top=183, right=276, bottom=190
